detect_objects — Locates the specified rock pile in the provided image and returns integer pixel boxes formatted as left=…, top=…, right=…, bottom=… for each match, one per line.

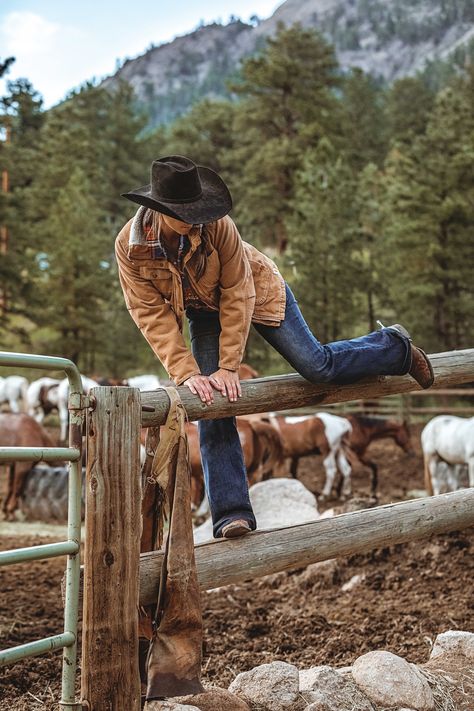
left=145, top=630, right=474, bottom=710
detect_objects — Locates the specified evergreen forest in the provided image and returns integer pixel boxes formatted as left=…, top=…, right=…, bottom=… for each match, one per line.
left=0, top=24, right=473, bottom=379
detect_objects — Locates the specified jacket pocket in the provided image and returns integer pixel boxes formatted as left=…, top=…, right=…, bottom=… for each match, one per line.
left=249, top=258, right=271, bottom=306
left=140, top=267, right=173, bottom=300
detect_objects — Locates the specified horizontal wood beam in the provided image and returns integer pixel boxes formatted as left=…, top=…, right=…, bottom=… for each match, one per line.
left=141, top=349, right=474, bottom=426
left=138, top=489, right=474, bottom=606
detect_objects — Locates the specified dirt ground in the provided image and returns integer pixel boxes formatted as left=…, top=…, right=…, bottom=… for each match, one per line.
left=1, top=425, right=473, bottom=710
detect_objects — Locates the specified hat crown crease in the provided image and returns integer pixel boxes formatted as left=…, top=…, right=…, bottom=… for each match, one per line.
left=152, top=156, right=203, bottom=204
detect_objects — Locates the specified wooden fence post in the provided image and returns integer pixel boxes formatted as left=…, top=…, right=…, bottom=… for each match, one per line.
left=81, top=386, right=142, bottom=710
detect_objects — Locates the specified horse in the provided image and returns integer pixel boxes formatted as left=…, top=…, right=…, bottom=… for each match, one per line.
left=186, top=417, right=285, bottom=512
left=126, top=374, right=162, bottom=391
left=0, top=375, right=29, bottom=413
left=26, top=376, right=61, bottom=423
left=269, top=412, right=353, bottom=501
left=238, top=363, right=259, bottom=379
left=421, top=415, right=474, bottom=496
left=0, top=413, right=57, bottom=519
left=345, top=414, right=414, bottom=497
left=94, top=376, right=128, bottom=386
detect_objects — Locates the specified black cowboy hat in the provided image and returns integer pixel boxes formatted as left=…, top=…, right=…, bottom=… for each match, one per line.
left=121, top=155, right=232, bottom=223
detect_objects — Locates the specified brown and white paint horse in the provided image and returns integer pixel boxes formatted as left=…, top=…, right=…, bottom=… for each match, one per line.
left=269, top=412, right=353, bottom=501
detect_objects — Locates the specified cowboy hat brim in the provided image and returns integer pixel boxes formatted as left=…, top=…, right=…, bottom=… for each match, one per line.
left=121, top=166, right=232, bottom=224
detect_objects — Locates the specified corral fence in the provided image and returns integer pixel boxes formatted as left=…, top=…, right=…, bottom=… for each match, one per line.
left=1, top=348, right=474, bottom=710
left=286, top=388, right=474, bottom=422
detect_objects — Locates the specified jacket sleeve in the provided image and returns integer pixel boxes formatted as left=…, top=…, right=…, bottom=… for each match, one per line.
left=212, top=216, right=256, bottom=371
left=115, top=230, right=201, bottom=386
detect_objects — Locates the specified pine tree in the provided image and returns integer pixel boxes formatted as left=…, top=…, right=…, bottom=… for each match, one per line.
left=383, top=74, right=474, bottom=350
left=386, top=76, right=435, bottom=145
left=156, top=98, right=237, bottom=174
left=0, top=78, right=44, bottom=337
left=16, top=83, right=151, bottom=370
left=227, top=24, right=342, bottom=251
left=285, top=138, right=359, bottom=343
left=341, top=68, right=388, bottom=172
left=352, top=163, right=389, bottom=331
left=101, top=81, right=150, bottom=234
left=33, top=169, right=112, bottom=368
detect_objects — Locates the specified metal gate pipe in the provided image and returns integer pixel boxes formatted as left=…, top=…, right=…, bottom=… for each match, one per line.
left=0, top=351, right=83, bottom=394
left=0, top=632, right=76, bottom=666
left=60, top=453, right=83, bottom=708
left=0, top=350, right=85, bottom=710
left=0, top=446, right=80, bottom=462
left=0, top=541, right=79, bottom=566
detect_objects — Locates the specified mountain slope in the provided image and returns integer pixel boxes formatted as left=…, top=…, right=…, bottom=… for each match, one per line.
left=103, top=0, right=474, bottom=126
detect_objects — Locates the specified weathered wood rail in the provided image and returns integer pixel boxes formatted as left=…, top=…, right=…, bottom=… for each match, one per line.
left=142, top=489, right=474, bottom=604
left=140, top=349, right=474, bottom=426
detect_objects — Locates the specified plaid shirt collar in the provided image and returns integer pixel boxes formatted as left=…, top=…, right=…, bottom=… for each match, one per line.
left=143, top=222, right=203, bottom=264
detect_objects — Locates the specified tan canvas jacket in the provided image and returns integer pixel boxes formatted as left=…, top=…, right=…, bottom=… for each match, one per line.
left=115, top=208, right=286, bottom=385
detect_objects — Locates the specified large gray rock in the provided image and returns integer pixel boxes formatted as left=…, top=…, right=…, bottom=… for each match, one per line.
left=299, top=665, right=374, bottom=710
left=177, top=688, right=250, bottom=710
left=228, top=661, right=301, bottom=710
left=430, top=630, right=474, bottom=663
left=194, top=478, right=320, bottom=543
left=352, top=651, right=434, bottom=710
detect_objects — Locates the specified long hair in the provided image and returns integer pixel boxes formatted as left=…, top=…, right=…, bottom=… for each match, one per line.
left=145, top=209, right=210, bottom=281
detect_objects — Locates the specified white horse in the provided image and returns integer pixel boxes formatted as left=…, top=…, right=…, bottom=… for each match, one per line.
left=0, top=375, right=29, bottom=413
left=421, top=415, right=474, bottom=495
left=126, top=374, right=162, bottom=391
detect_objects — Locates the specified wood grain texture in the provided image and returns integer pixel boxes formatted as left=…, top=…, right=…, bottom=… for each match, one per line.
left=138, top=489, right=474, bottom=606
left=81, top=386, right=142, bottom=711
left=141, top=349, right=474, bottom=426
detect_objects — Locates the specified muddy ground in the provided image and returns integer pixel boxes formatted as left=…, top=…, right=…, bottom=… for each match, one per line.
left=1, top=425, right=473, bottom=709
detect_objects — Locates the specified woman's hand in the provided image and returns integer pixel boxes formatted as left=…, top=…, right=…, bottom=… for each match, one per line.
left=209, top=368, right=242, bottom=403
left=183, top=374, right=215, bottom=405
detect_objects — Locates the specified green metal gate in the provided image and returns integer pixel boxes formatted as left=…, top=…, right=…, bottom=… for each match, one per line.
left=0, top=351, right=90, bottom=710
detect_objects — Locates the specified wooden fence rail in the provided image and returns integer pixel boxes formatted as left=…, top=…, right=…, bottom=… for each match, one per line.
left=313, top=388, right=474, bottom=422
left=138, top=489, right=474, bottom=605
left=140, top=348, right=474, bottom=426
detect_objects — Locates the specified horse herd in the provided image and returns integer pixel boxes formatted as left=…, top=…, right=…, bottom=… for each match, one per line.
left=0, top=368, right=473, bottom=521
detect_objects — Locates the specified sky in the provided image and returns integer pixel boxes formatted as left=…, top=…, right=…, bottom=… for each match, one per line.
left=0, top=0, right=282, bottom=108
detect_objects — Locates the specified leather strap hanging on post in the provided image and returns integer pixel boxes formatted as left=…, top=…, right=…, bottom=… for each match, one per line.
left=144, top=387, right=204, bottom=700
left=139, top=426, right=163, bottom=643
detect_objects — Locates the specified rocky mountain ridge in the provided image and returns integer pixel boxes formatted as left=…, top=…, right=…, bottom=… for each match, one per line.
left=102, top=0, right=474, bottom=125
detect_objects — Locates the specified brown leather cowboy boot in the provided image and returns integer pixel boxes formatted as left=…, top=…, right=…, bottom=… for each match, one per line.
left=385, top=323, right=435, bottom=389
left=221, top=519, right=252, bottom=538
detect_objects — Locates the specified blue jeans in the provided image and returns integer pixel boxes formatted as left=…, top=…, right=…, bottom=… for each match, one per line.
left=187, top=283, right=410, bottom=537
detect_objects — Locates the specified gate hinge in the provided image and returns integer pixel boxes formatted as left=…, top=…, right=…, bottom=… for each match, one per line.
left=68, top=393, right=96, bottom=411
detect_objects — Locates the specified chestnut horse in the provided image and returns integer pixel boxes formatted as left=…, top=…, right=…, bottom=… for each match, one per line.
left=345, top=414, right=413, bottom=497
left=238, top=363, right=259, bottom=379
left=186, top=417, right=285, bottom=511
left=1, top=413, right=57, bottom=519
